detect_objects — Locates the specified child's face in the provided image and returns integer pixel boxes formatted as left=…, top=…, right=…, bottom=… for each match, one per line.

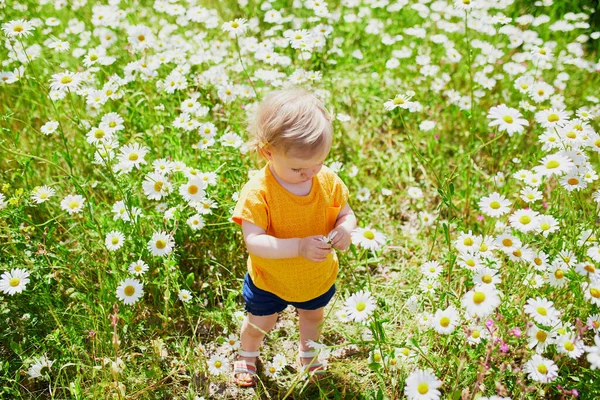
left=264, top=147, right=329, bottom=184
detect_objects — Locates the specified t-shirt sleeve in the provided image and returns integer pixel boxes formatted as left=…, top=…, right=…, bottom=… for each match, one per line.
left=232, top=182, right=269, bottom=231
left=331, top=173, right=350, bottom=209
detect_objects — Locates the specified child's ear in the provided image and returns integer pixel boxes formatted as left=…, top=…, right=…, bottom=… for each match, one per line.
left=261, top=148, right=273, bottom=161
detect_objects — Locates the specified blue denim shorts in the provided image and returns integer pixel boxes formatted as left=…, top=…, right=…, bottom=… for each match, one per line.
left=242, top=273, right=336, bottom=316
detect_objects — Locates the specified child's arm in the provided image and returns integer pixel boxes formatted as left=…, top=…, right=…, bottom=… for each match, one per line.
left=330, top=204, right=357, bottom=251
left=242, top=220, right=332, bottom=262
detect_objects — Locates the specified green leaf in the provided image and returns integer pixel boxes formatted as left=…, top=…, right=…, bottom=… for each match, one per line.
left=186, top=272, right=195, bottom=287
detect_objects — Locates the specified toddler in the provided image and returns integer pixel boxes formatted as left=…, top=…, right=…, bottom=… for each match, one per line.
left=231, top=87, right=357, bottom=386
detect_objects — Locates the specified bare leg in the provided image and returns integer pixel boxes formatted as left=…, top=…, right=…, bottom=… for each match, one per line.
left=297, top=307, right=325, bottom=367
left=235, top=313, right=278, bottom=383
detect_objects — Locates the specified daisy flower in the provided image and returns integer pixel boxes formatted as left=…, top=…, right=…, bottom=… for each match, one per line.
left=116, top=278, right=144, bottom=305
left=178, top=289, right=193, bottom=303
left=27, top=355, right=54, bottom=380
left=207, top=354, right=229, bottom=375
left=105, top=230, right=125, bottom=251
left=40, top=120, right=59, bottom=135
left=432, top=305, right=460, bottom=335
left=142, top=172, right=172, bottom=200
left=49, top=71, right=82, bottom=92
left=508, top=209, right=539, bottom=233
left=407, top=186, right=424, bottom=199
left=466, top=325, right=489, bottom=345
left=527, top=324, right=555, bottom=353
left=461, top=285, right=501, bottom=319
left=473, top=267, right=501, bottom=287
left=535, top=215, right=559, bottom=237
left=546, top=262, right=568, bottom=288
left=351, top=227, right=386, bottom=251
left=420, top=260, right=443, bottom=279
left=384, top=92, right=415, bottom=111
left=524, top=297, right=561, bottom=326
left=520, top=187, right=543, bottom=203
left=191, top=198, right=218, bottom=215
left=344, top=290, right=376, bottom=323
left=60, top=194, right=86, bottom=214
left=535, top=108, right=570, bottom=129
left=582, top=279, right=600, bottom=306
left=147, top=231, right=175, bottom=257
left=455, top=231, right=478, bottom=253
left=128, top=260, right=149, bottom=276
left=31, top=185, right=55, bottom=204
left=556, top=334, right=585, bottom=359
left=404, top=368, right=442, bottom=400
left=179, top=179, right=207, bottom=203
left=117, top=143, right=149, bottom=170
left=478, top=192, right=511, bottom=218
left=586, top=335, right=600, bottom=369
left=524, top=354, right=558, bottom=383
left=264, top=361, right=279, bottom=378
left=2, top=19, right=35, bottom=38
left=127, top=25, right=155, bottom=51
left=187, top=214, right=205, bottom=231
left=494, top=233, right=521, bottom=254
left=0, top=268, right=30, bottom=296
left=221, top=18, right=248, bottom=36
left=487, top=104, right=529, bottom=136
left=587, top=246, right=600, bottom=263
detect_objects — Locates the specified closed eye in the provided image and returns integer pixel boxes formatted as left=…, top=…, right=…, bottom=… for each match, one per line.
left=291, top=168, right=302, bottom=173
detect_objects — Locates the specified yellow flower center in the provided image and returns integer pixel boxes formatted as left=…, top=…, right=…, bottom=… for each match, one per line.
left=462, top=0, right=470, bottom=4
left=154, top=181, right=163, bottom=192
left=138, top=35, right=145, bottom=41
left=188, top=185, right=198, bottom=194
left=90, top=54, right=98, bottom=61
left=466, top=259, right=475, bottom=267
left=356, top=301, right=366, bottom=312
left=537, top=364, right=547, bottom=374
left=490, top=201, right=501, bottom=209
left=566, top=131, right=576, bottom=139
left=539, top=49, right=547, bottom=55
left=393, top=97, right=405, bottom=105
left=554, top=270, right=564, bottom=279
left=519, top=215, right=531, bottom=224
left=537, top=307, right=547, bottom=316
left=584, top=264, right=595, bottom=273
left=156, top=239, right=166, bottom=249
left=480, top=244, right=488, bottom=252
left=567, top=178, right=578, bottom=185
left=536, top=331, right=547, bottom=342
left=128, top=153, right=139, bottom=161
left=40, top=193, right=48, bottom=199
left=472, top=330, right=480, bottom=338
left=513, top=249, right=522, bottom=257
left=546, top=160, right=559, bottom=169
left=373, top=353, right=381, bottom=362
left=534, top=258, right=542, bottom=266
left=464, top=237, right=474, bottom=246
left=400, top=348, right=410, bottom=356
left=473, top=292, right=486, bottom=304
left=540, top=223, right=550, bottom=230
left=591, top=288, right=600, bottom=298
left=214, top=361, right=222, bottom=368
left=502, top=239, right=512, bottom=247
left=124, top=285, right=135, bottom=296
left=364, top=231, right=375, bottom=240
left=69, top=201, right=80, bottom=209
left=482, top=275, right=492, bottom=284
left=440, top=316, right=450, bottom=327
left=9, top=277, right=20, bottom=287
left=502, top=115, right=513, bottom=124
left=564, top=341, right=575, bottom=351
left=61, top=76, right=73, bottom=84
left=111, top=237, right=119, bottom=245
left=418, top=382, right=429, bottom=394
left=547, top=114, right=559, bottom=122
left=135, top=266, right=142, bottom=272
left=14, top=25, right=24, bottom=32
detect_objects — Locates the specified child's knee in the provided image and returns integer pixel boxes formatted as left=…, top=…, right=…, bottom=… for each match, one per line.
left=298, top=308, right=325, bottom=324
left=244, top=313, right=278, bottom=336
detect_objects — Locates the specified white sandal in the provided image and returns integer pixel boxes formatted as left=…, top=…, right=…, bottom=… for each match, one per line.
left=298, top=349, right=325, bottom=379
left=233, top=349, right=260, bottom=387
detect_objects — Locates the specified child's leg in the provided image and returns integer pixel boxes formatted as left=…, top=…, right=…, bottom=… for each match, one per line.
left=239, top=312, right=278, bottom=362
left=297, top=307, right=325, bottom=357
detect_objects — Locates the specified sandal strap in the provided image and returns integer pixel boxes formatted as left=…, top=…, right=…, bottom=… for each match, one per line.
left=233, top=360, right=257, bottom=374
left=238, top=349, right=260, bottom=358
left=299, top=350, right=318, bottom=358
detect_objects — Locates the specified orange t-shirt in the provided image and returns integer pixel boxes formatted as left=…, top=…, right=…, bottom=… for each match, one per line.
left=232, top=164, right=349, bottom=302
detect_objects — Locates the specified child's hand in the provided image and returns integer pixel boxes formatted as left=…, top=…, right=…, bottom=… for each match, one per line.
left=329, top=226, right=351, bottom=251
left=298, top=235, right=331, bottom=262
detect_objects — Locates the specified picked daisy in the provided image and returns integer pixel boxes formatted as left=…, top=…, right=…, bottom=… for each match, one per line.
left=0, top=268, right=30, bottom=296
left=128, top=260, right=149, bottom=276
left=351, top=227, right=386, bottom=251
left=344, top=290, right=376, bottom=323
left=147, top=231, right=175, bottom=257
left=31, top=185, right=55, bottom=204
left=60, top=194, right=86, bottom=214
left=116, top=278, right=144, bottom=305
left=487, top=104, right=529, bottom=136
left=524, top=354, right=558, bottom=383
left=404, top=368, right=442, bottom=400
left=105, top=231, right=125, bottom=251
left=478, top=192, right=511, bottom=218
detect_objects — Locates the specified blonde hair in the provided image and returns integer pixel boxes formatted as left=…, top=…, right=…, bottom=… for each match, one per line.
left=248, top=87, right=333, bottom=159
